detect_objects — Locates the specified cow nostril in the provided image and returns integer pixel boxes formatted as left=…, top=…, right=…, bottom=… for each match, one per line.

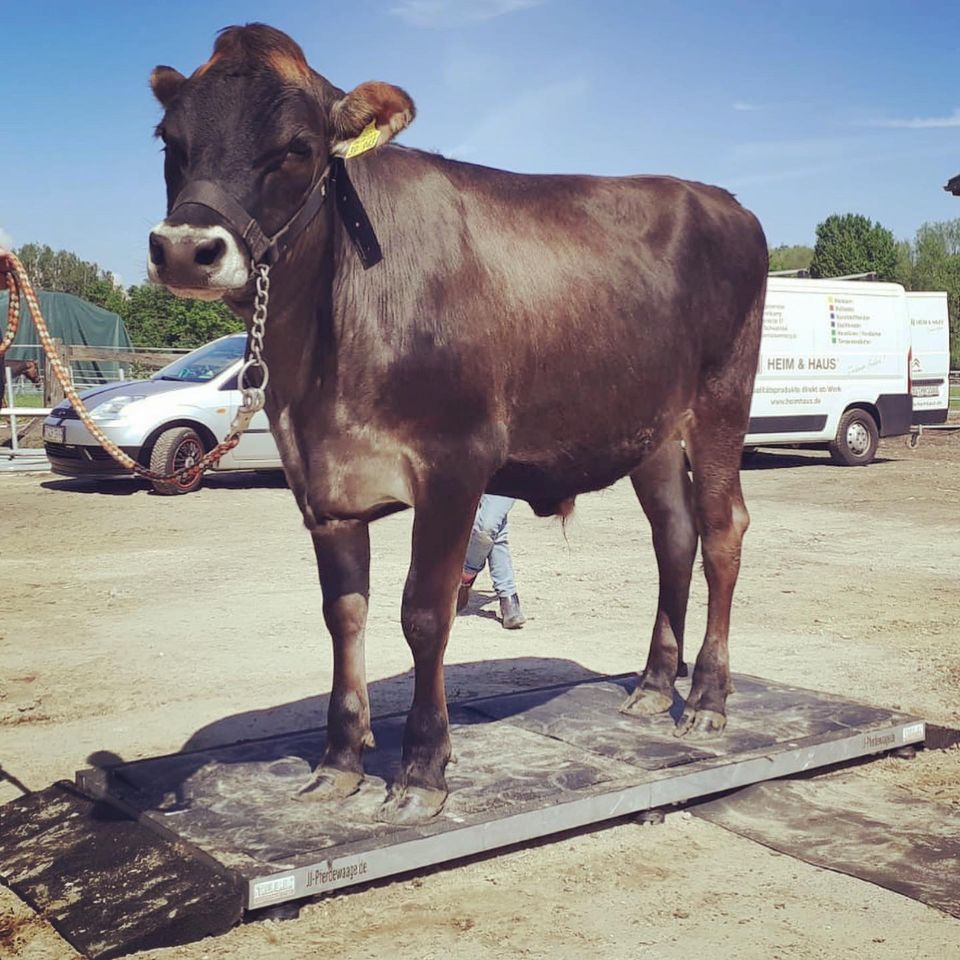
left=148, top=233, right=166, bottom=267
left=194, top=237, right=226, bottom=267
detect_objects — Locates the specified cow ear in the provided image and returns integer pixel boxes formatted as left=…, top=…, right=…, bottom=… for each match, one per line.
left=151, top=66, right=186, bottom=108
left=330, top=81, right=415, bottom=158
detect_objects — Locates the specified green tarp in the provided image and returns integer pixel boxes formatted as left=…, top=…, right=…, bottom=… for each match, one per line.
left=1, top=290, right=133, bottom=383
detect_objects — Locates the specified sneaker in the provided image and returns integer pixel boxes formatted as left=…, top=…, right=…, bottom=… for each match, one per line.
left=499, top=594, right=525, bottom=629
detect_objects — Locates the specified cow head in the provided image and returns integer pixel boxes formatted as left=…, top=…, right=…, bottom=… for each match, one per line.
left=147, top=24, right=414, bottom=300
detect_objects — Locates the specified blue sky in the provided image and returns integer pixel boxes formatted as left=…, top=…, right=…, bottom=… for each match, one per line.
left=2, top=1, right=959, bottom=287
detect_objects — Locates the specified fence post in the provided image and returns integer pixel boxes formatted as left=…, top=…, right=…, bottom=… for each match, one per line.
left=45, top=340, right=68, bottom=407
left=5, top=367, right=17, bottom=454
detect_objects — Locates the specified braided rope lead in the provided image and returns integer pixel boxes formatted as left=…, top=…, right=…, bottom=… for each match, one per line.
left=0, top=252, right=270, bottom=486
left=2, top=265, right=22, bottom=355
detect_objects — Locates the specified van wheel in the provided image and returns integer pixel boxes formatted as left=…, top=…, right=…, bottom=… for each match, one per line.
left=829, top=409, right=879, bottom=466
left=150, top=426, right=205, bottom=494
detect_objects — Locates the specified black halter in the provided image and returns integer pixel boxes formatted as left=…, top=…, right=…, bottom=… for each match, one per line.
left=170, top=157, right=382, bottom=269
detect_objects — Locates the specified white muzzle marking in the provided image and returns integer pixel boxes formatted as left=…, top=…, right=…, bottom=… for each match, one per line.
left=147, top=222, right=249, bottom=294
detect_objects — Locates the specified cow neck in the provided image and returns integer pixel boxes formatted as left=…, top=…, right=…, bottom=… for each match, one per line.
left=250, top=207, right=340, bottom=405
left=227, top=159, right=385, bottom=402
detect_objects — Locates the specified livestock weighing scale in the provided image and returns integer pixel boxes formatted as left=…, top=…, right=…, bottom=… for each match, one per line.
left=0, top=671, right=926, bottom=957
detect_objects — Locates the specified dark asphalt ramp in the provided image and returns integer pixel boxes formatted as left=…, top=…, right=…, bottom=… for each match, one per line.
left=0, top=781, right=243, bottom=958
left=694, top=770, right=960, bottom=918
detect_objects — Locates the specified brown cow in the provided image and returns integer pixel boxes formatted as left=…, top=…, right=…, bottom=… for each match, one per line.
left=147, top=24, right=767, bottom=823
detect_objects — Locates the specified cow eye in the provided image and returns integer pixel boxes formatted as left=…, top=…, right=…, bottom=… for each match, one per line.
left=158, top=128, right=186, bottom=161
left=285, top=139, right=311, bottom=161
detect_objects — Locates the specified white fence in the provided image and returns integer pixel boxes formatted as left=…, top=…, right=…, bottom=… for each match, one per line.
left=2, top=366, right=49, bottom=456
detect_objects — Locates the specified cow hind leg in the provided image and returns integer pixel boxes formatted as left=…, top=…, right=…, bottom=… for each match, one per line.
left=678, top=399, right=751, bottom=738
left=378, top=483, right=481, bottom=825
left=297, top=521, right=374, bottom=803
left=620, top=440, right=697, bottom=718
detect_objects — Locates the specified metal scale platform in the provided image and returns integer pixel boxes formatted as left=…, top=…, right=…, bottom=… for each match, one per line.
left=76, top=671, right=925, bottom=914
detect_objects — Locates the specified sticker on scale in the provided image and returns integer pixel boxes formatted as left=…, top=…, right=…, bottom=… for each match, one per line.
left=901, top=722, right=925, bottom=741
left=252, top=875, right=296, bottom=903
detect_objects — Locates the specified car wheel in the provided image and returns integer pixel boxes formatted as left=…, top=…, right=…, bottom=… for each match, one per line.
left=149, top=426, right=205, bottom=494
left=828, top=409, right=879, bottom=466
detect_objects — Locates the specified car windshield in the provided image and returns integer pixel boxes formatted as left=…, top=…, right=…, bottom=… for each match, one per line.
left=153, top=337, right=245, bottom=383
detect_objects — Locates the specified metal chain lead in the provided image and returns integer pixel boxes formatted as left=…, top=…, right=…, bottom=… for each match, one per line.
left=237, top=263, right=271, bottom=410
left=190, top=261, right=274, bottom=473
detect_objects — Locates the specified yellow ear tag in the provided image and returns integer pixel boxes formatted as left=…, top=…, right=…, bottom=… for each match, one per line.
left=344, top=120, right=381, bottom=159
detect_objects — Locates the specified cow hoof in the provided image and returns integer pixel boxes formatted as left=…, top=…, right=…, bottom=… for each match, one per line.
left=674, top=708, right=726, bottom=739
left=619, top=687, right=673, bottom=717
left=376, top=786, right=446, bottom=824
left=294, top=767, right=363, bottom=802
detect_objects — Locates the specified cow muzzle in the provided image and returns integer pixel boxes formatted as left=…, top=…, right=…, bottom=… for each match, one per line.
left=147, top=222, right=249, bottom=299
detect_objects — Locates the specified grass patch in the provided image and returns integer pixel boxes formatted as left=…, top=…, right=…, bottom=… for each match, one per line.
left=6, top=393, right=44, bottom=409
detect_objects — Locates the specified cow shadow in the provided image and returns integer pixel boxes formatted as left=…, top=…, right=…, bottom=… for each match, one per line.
left=84, top=656, right=631, bottom=818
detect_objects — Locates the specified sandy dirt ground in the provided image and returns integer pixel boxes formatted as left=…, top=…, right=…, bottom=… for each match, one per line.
left=2, top=432, right=959, bottom=958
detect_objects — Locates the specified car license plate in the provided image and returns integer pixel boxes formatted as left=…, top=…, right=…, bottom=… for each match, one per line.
left=911, top=385, right=939, bottom=398
left=43, top=424, right=65, bottom=444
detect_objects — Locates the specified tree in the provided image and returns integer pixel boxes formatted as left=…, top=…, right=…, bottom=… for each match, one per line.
left=910, top=219, right=960, bottom=368
left=768, top=244, right=814, bottom=273
left=121, top=284, right=242, bottom=348
left=85, top=276, right=127, bottom=316
left=809, top=214, right=898, bottom=280
left=15, top=242, right=124, bottom=311
left=891, top=239, right=914, bottom=289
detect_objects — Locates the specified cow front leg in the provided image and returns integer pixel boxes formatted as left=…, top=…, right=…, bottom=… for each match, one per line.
left=297, top=520, right=374, bottom=802
left=378, top=487, right=480, bottom=824
left=621, top=441, right=697, bottom=718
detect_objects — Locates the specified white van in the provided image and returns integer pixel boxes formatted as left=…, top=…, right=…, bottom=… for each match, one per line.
left=746, top=277, right=913, bottom=465
left=905, top=291, right=950, bottom=425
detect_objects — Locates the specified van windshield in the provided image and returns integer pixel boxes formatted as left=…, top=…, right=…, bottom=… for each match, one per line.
left=153, top=337, right=245, bottom=383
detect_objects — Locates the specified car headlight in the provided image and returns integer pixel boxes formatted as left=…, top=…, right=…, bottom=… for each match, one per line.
left=90, top=396, right=147, bottom=420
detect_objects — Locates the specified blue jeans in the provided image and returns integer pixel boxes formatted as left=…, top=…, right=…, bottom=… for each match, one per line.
left=463, top=495, right=518, bottom=598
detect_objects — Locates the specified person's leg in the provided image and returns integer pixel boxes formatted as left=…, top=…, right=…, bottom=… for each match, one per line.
left=484, top=499, right=525, bottom=629
left=460, top=496, right=521, bottom=617
left=487, top=518, right=516, bottom=597
left=463, top=495, right=515, bottom=578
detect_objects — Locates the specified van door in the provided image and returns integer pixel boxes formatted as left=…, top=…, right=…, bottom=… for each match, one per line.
left=906, top=291, right=950, bottom=425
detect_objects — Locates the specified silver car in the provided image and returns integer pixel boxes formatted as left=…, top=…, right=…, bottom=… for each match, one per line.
left=42, top=333, right=281, bottom=493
